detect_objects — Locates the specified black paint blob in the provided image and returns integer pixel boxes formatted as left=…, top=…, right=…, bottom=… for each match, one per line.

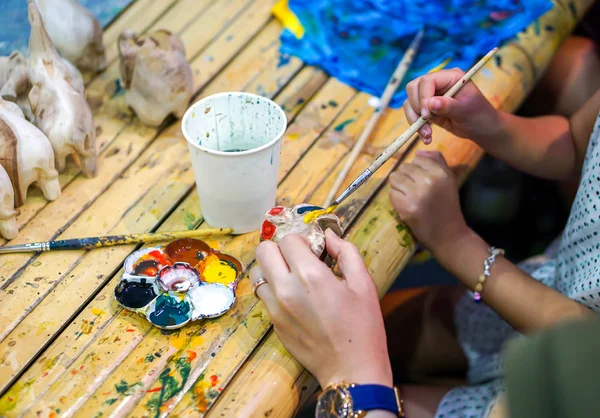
left=115, top=281, right=157, bottom=309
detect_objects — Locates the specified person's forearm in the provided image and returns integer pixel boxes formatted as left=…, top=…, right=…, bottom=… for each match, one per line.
left=477, top=111, right=576, bottom=180
left=431, top=227, right=594, bottom=334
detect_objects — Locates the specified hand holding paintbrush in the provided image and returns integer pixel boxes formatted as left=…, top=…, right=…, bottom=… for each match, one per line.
left=330, top=47, right=499, bottom=208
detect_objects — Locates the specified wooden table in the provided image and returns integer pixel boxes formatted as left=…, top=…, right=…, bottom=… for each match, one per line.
left=0, top=0, right=594, bottom=416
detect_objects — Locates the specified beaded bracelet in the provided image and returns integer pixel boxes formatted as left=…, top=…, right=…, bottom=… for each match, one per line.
left=473, top=247, right=505, bottom=303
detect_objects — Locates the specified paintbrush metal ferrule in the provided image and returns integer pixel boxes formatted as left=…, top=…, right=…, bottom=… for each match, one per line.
left=332, top=169, right=373, bottom=206
left=0, top=242, right=50, bottom=254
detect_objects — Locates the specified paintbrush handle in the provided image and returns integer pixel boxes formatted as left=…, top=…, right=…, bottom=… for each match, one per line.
left=0, top=228, right=234, bottom=254
left=332, top=47, right=499, bottom=206
left=367, top=47, right=498, bottom=174
left=322, top=29, right=424, bottom=208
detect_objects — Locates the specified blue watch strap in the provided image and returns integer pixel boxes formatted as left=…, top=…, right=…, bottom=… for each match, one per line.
left=347, top=384, right=398, bottom=414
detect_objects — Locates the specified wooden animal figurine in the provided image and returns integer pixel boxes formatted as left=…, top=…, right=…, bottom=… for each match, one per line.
left=118, top=29, right=194, bottom=126
left=260, top=204, right=343, bottom=262
left=28, top=0, right=98, bottom=177
left=0, top=164, right=18, bottom=240
left=0, top=52, right=35, bottom=121
left=0, top=98, right=61, bottom=208
left=33, top=0, right=106, bottom=73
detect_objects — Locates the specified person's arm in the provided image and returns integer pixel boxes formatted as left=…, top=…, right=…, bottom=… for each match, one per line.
left=389, top=151, right=596, bottom=335
left=431, top=227, right=594, bottom=334
left=404, top=70, right=600, bottom=180
left=481, top=89, right=600, bottom=180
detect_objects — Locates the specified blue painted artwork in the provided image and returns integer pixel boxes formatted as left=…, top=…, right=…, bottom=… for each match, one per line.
left=278, top=0, right=553, bottom=107
left=0, top=0, right=134, bottom=56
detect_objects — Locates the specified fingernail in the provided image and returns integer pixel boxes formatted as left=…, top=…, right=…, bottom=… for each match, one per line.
left=421, top=107, right=429, bottom=118
left=430, top=98, right=441, bottom=111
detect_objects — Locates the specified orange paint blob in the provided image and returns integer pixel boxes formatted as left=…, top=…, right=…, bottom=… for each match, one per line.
left=210, top=374, right=218, bottom=387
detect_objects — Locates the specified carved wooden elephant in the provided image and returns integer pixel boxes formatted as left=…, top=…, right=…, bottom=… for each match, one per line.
left=0, top=98, right=61, bottom=208
left=28, top=1, right=97, bottom=177
left=118, top=29, right=194, bottom=126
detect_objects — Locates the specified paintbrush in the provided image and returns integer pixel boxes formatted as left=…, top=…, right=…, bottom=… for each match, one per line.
left=323, top=29, right=424, bottom=208
left=0, top=228, right=233, bottom=254
left=330, top=47, right=499, bottom=207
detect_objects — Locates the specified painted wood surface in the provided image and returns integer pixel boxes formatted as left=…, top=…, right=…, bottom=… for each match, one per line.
left=0, top=0, right=595, bottom=416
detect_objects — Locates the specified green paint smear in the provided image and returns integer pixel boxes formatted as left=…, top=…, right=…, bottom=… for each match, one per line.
left=533, top=20, right=541, bottom=36
left=395, top=224, right=413, bottom=248
left=145, top=354, right=155, bottom=363
left=334, top=118, right=355, bottom=132
left=146, top=357, right=191, bottom=418
left=115, top=379, right=142, bottom=396
left=104, top=398, right=118, bottom=406
left=184, top=212, right=196, bottom=230
left=568, top=1, right=577, bottom=18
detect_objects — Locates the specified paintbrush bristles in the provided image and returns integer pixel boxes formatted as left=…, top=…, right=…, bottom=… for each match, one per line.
left=322, top=29, right=424, bottom=208
left=332, top=47, right=499, bottom=206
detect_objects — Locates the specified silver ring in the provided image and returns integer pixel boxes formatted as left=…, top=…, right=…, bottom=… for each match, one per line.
left=252, top=276, right=268, bottom=297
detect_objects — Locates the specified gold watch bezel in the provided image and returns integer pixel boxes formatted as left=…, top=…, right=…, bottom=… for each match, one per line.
left=316, top=382, right=367, bottom=418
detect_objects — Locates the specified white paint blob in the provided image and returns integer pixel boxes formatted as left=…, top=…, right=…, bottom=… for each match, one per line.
left=188, top=283, right=235, bottom=319
left=368, top=97, right=381, bottom=108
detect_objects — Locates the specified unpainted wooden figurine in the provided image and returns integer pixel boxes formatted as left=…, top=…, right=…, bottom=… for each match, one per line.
left=0, top=98, right=61, bottom=208
left=118, top=29, right=194, bottom=126
left=28, top=0, right=98, bottom=177
left=0, top=164, right=18, bottom=240
left=0, top=52, right=34, bottom=121
left=33, top=0, right=106, bottom=73
left=261, top=204, right=343, bottom=265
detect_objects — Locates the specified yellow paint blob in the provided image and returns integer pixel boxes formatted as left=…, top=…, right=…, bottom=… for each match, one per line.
left=427, top=57, right=451, bottom=74
left=272, top=0, right=305, bottom=39
left=91, top=308, right=106, bottom=316
left=302, top=205, right=337, bottom=224
left=200, top=255, right=237, bottom=285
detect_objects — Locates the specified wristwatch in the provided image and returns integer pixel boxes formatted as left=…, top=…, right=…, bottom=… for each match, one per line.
left=316, top=382, right=405, bottom=417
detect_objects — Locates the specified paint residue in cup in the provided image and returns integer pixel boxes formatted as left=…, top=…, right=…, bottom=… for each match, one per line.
left=198, top=254, right=237, bottom=285
left=115, top=281, right=157, bottom=309
left=148, top=294, right=191, bottom=327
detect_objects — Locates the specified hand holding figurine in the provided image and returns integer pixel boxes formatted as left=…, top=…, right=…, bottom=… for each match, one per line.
left=404, top=68, right=499, bottom=143
left=389, top=150, right=468, bottom=252
left=251, top=230, right=393, bottom=389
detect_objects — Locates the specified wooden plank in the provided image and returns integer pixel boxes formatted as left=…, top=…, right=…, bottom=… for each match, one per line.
left=0, top=0, right=275, bottom=286
left=0, top=34, right=333, bottom=418
left=4, top=0, right=256, bottom=245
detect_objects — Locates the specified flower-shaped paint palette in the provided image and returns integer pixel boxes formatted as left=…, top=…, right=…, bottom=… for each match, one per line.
left=114, top=239, right=242, bottom=329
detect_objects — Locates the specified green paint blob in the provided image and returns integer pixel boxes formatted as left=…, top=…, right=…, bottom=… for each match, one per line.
left=183, top=212, right=196, bottom=230
left=334, top=118, right=355, bottom=132
left=146, top=357, right=192, bottom=418
left=149, top=294, right=191, bottom=327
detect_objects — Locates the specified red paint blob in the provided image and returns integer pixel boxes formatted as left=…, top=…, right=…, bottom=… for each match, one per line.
left=210, top=374, right=219, bottom=387
left=268, top=206, right=284, bottom=216
left=261, top=220, right=276, bottom=240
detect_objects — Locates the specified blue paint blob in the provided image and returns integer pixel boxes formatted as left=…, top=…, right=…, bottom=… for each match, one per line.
left=296, top=205, right=323, bottom=214
left=149, top=294, right=191, bottom=327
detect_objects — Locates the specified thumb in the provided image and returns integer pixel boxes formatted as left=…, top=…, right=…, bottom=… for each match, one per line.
left=427, top=96, right=463, bottom=119
left=325, top=229, right=372, bottom=291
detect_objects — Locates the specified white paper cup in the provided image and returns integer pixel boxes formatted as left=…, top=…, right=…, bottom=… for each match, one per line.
left=182, top=92, right=287, bottom=234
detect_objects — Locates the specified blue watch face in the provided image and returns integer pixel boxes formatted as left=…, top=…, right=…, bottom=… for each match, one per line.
left=316, top=385, right=355, bottom=418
